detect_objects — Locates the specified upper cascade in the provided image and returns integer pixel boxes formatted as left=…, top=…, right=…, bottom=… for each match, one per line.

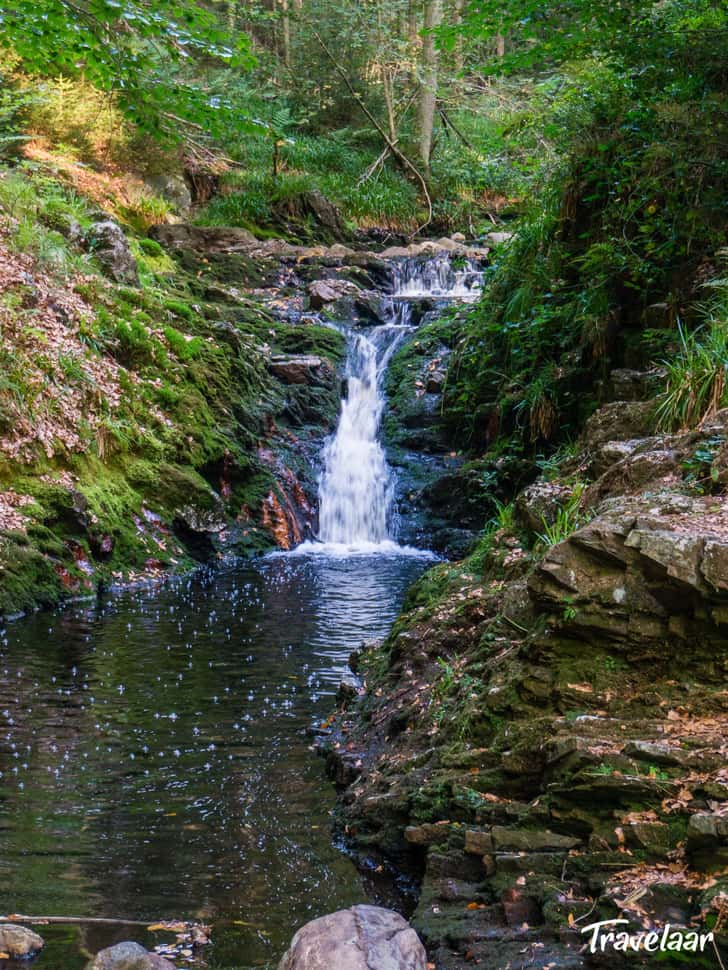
left=294, top=250, right=484, bottom=557
left=389, top=254, right=484, bottom=301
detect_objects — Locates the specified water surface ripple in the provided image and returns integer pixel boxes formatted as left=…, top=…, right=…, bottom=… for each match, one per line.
left=0, top=552, right=428, bottom=969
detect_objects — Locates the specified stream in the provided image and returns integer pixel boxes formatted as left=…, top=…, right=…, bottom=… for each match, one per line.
left=0, top=252, right=482, bottom=969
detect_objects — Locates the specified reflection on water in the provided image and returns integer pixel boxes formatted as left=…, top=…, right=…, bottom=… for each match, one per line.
left=0, top=552, right=429, bottom=969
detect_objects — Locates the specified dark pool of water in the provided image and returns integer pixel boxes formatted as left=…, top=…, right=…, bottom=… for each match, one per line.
left=0, top=552, right=430, bottom=969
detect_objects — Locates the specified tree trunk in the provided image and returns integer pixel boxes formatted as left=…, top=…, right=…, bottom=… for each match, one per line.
left=496, top=32, right=505, bottom=58
left=281, top=0, right=291, bottom=67
left=453, top=0, right=464, bottom=74
left=417, top=0, right=442, bottom=173
left=408, top=0, right=419, bottom=43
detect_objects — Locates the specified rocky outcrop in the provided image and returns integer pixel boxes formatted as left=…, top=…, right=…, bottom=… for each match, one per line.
left=86, top=220, right=139, bottom=284
left=0, top=923, right=45, bottom=958
left=273, top=189, right=348, bottom=242
left=149, top=223, right=489, bottom=267
left=531, top=491, right=728, bottom=643
left=278, top=905, right=427, bottom=970
left=269, top=354, right=334, bottom=385
left=150, top=224, right=258, bottom=253
left=323, top=396, right=728, bottom=968
left=87, top=942, right=175, bottom=970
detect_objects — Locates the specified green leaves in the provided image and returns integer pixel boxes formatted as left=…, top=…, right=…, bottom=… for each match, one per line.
left=0, top=0, right=254, bottom=139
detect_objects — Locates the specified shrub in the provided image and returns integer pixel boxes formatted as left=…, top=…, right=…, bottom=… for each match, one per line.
left=655, top=321, right=728, bottom=431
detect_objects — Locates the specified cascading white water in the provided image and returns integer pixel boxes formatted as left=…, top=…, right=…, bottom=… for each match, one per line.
left=317, top=329, right=397, bottom=545
left=295, top=253, right=484, bottom=556
left=392, top=255, right=484, bottom=301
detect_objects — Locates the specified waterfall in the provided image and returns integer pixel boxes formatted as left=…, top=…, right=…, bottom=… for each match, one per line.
left=317, top=329, right=400, bottom=546
left=294, top=252, right=483, bottom=556
left=391, top=255, right=484, bottom=301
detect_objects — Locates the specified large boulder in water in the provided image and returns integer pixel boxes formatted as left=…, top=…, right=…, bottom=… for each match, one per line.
left=0, top=923, right=45, bottom=957
left=277, top=905, right=427, bottom=970
left=87, top=941, right=176, bottom=970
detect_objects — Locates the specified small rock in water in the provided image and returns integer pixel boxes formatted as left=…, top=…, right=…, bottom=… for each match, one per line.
left=278, top=905, right=426, bottom=970
left=87, top=940, right=176, bottom=970
left=0, top=923, right=45, bottom=957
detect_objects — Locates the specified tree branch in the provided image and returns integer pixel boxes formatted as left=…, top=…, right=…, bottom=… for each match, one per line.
left=311, top=29, right=432, bottom=235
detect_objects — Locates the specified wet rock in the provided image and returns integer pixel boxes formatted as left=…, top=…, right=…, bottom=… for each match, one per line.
left=425, top=369, right=446, bottom=393
left=269, top=355, right=332, bottom=385
left=0, top=924, right=45, bottom=958
left=308, top=279, right=357, bottom=309
left=86, top=220, right=139, bottom=284
left=87, top=942, right=175, bottom=969
left=278, top=904, right=426, bottom=970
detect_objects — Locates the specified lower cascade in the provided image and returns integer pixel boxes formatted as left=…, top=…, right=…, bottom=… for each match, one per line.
left=313, top=321, right=411, bottom=550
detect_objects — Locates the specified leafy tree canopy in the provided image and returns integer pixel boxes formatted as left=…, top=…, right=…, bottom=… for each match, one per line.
left=0, top=0, right=255, bottom=137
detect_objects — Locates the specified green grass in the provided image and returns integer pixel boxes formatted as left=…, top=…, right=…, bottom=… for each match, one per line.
left=535, top=485, right=586, bottom=548
left=656, top=313, right=728, bottom=432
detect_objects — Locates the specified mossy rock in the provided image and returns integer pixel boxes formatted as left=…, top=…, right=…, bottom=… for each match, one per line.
left=0, top=534, right=64, bottom=615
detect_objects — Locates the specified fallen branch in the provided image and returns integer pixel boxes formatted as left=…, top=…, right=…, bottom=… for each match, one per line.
left=438, top=105, right=474, bottom=150
left=358, top=91, right=418, bottom=185
left=358, top=144, right=393, bottom=185
left=311, top=29, right=432, bottom=235
left=0, top=915, right=152, bottom=927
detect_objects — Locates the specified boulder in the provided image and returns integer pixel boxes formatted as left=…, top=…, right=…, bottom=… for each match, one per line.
left=581, top=400, right=655, bottom=450
left=273, top=190, right=348, bottom=241
left=87, top=942, right=175, bottom=970
left=278, top=905, right=426, bottom=970
left=270, top=355, right=332, bottom=386
left=0, top=923, right=44, bottom=958
left=145, top=174, right=192, bottom=212
left=514, top=481, right=575, bottom=534
left=484, top=231, right=513, bottom=246
left=86, top=220, right=139, bottom=285
left=308, top=279, right=357, bottom=309
left=150, top=224, right=258, bottom=253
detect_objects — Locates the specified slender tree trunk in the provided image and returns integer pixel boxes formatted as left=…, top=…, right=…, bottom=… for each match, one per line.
left=496, top=32, right=505, bottom=58
left=383, top=70, right=397, bottom=143
left=281, top=0, right=291, bottom=67
left=417, top=0, right=442, bottom=173
left=453, top=0, right=464, bottom=74
left=408, top=0, right=420, bottom=47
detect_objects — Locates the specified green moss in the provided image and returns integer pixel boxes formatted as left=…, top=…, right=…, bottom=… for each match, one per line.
left=0, top=533, right=64, bottom=615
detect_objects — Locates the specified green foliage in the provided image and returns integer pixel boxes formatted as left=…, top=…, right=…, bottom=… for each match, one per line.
left=656, top=322, right=728, bottom=431
left=535, top=486, right=586, bottom=547
left=199, top=131, right=421, bottom=231
left=0, top=0, right=254, bottom=140
left=444, top=0, right=728, bottom=455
